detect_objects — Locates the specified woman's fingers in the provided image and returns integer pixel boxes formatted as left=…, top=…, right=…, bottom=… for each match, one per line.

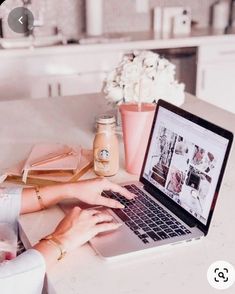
left=82, top=208, right=114, bottom=223
left=71, top=206, right=82, bottom=214
left=92, top=213, right=113, bottom=224
left=83, top=208, right=101, bottom=216
left=96, top=195, right=125, bottom=209
left=103, top=181, right=136, bottom=200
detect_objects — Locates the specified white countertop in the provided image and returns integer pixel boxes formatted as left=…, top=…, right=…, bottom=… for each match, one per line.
left=1, top=28, right=235, bottom=57
left=0, top=93, right=235, bottom=294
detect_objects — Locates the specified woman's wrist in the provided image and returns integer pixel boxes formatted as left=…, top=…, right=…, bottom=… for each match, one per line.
left=41, top=235, right=67, bottom=260
left=33, top=232, right=69, bottom=268
left=21, top=184, right=72, bottom=214
left=62, top=182, right=80, bottom=199
left=33, top=240, right=61, bottom=268
left=39, top=184, right=71, bottom=204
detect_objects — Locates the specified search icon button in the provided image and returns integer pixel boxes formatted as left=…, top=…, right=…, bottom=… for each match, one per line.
left=207, top=261, right=235, bottom=290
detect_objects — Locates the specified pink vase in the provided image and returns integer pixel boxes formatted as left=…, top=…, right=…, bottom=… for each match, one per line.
left=119, top=103, right=156, bottom=175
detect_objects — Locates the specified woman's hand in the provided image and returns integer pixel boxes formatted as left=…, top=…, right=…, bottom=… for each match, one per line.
left=67, top=177, right=136, bottom=209
left=34, top=206, right=121, bottom=267
left=52, top=206, right=121, bottom=252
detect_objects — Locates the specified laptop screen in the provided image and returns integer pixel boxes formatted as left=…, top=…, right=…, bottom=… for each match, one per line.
left=143, top=106, right=229, bottom=225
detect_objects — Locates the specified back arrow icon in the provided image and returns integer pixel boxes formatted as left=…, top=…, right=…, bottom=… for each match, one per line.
left=19, top=16, right=23, bottom=24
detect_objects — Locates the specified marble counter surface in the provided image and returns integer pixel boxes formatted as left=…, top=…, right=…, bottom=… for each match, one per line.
left=0, top=28, right=235, bottom=57
left=0, top=93, right=234, bottom=294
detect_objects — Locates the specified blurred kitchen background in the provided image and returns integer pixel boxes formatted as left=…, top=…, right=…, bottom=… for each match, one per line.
left=0, top=0, right=223, bottom=37
left=0, top=0, right=235, bottom=113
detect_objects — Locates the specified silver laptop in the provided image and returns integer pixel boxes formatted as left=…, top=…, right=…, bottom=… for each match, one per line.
left=90, top=99, right=233, bottom=259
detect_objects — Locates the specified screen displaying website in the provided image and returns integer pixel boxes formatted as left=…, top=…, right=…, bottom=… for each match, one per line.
left=143, top=106, right=229, bottom=225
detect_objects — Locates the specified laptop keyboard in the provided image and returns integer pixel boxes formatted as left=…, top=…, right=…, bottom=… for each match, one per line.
left=102, top=184, right=191, bottom=245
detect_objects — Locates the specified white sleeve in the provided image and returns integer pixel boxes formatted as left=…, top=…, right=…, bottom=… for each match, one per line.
left=0, top=188, right=46, bottom=293
left=0, top=249, right=46, bottom=294
left=0, top=187, right=22, bottom=226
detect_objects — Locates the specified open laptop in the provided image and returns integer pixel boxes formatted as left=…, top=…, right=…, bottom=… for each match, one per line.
left=90, top=99, right=233, bottom=259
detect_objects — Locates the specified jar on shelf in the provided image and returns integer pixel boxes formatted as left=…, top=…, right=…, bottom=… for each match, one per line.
left=93, top=114, right=119, bottom=177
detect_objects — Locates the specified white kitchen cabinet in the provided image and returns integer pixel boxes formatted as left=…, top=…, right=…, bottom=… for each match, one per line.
left=0, top=50, right=124, bottom=101
left=197, top=44, right=235, bottom=113
left=0, top=76, right=50, bottom=101
left=0, top=72, right=108, bottom=101
left=56, top=72, right=107, bottom=97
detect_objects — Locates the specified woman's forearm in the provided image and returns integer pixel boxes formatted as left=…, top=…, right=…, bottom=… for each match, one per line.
left=20, top=184, right=72, bottom=214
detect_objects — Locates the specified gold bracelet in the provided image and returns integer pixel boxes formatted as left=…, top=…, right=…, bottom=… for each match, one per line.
left=35, top=186, right=46, bottom=210
left=41, top=235, right=66, bottom=261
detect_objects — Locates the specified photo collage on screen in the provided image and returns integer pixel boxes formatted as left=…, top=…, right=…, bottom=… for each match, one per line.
left=147, top=124, right=218, bottom=222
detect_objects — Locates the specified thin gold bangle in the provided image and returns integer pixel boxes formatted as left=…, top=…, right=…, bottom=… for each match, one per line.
left=40, top=235, right=66, bottom=261
left=35, top=186, right=46, bottom=210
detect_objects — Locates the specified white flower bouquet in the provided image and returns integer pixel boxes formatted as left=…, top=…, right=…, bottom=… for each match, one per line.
left=104, top=50, right=185, bottom=109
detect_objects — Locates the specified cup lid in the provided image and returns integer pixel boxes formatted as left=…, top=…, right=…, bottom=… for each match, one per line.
left=96, top=114, right=116, bottom=124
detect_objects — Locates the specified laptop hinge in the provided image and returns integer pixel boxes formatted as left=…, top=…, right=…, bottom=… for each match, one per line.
left=143, top=185, right=197, bottom=228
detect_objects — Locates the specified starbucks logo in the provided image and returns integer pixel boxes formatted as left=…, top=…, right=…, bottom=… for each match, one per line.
left=99, top=149, right=110, bottom=161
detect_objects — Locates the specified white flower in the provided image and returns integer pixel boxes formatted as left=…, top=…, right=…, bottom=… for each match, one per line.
left=105, top=85, right=123, bottom=103
left=103, top=50, right=185, bottom=106
left=143, top=53, right=159, bottom=68
left=121, top=62, right=142, bottom=83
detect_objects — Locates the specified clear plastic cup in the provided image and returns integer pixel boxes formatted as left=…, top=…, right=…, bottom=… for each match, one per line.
left=0, top=223, right=18, bottom=262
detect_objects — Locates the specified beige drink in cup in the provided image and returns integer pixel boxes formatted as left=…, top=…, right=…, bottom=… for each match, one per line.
left=93, top=115, right=119, bottom=177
